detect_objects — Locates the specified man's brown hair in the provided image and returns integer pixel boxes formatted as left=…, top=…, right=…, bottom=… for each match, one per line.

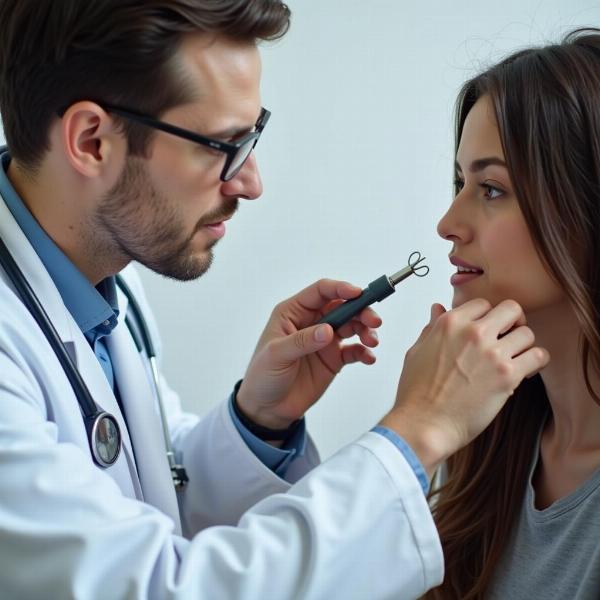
left=0, top=0, right=290, bottom=172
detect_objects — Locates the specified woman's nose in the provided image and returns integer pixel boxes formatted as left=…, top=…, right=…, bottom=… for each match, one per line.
left=437, top=191, right=473, bottom=244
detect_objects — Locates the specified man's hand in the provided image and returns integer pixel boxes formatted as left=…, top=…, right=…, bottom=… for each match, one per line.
left=237, top=279, right=382, bottom=430
left=380, top=299, right=550, bottom=475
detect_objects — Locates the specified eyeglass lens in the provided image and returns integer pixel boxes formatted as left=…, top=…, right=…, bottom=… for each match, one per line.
left=225, top=137, right=257, bottom=180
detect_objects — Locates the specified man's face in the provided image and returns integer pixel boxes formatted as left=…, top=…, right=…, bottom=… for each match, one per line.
left=95, top=34, right=263, bottom=280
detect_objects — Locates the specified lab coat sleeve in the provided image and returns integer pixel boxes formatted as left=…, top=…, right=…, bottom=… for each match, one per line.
left=0, top=277, right=443, bottom=599
left=119, top=265, right=321, bottom=535
left=0, top=347, right=443, bottom=599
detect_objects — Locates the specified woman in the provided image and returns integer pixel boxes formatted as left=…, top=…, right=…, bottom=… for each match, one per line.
left=429, top=28, right=600, bottom=599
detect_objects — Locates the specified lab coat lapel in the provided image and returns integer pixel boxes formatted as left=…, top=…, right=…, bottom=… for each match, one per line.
left=107, top=292, right=182, bottom=534
left=67, top=323, right=143, bottom=499
left=0, top=194, right=141, bottom=499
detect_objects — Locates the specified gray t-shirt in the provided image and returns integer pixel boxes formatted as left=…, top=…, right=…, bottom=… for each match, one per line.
left=487, top=429, right=600, bottom=599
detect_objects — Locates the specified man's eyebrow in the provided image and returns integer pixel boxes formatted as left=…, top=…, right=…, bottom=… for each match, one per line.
left=184, top=118, right=255, bottom=140
left=205, top=125, right=253, bottom=140
left=454, top=157, right=507, bottom=173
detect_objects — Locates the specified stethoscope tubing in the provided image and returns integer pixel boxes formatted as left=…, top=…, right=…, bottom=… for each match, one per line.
left=0, top=237, right=122, bottom=467
left=115, top=276, right=180, bottom=472
left=0, top=234, right=188, bottom=485
left=0, top=237, right=99, bottom=416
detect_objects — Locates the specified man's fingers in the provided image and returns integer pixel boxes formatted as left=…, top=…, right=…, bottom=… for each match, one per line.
left=336, top=320, right=379, bottom=348
left=270, top=323, right=335, bottom=363
left=497, top=325, right=535, bottom=358
left=288, top=279, right=362, bottom=312
left=415, top=303, right=447, bottom=343
left=513, top=346, right=551, bottom=380
left=430, top=303, right=447, bottom=322
left=478, top=299, right=527, bottom=334
left=321, top=304, right=382, bottom=330
left=340, top=344, right=376, bottom=366
left=267, top=320, right=379, bottom=367
left=452, top=297, right=493, bottom=321
left=355, top=306, right=382, bottom=328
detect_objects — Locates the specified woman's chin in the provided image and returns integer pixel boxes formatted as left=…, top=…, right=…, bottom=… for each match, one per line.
left=451, top=290, right=475, bottom=309
left=451, top=289, right=496, bottom=310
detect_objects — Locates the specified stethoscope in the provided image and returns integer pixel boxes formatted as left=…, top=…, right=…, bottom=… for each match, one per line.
left=0, top=236, right=189, bottom=489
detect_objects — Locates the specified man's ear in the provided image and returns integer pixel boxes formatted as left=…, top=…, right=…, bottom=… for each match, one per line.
left=59, top=101, right=124, bottom=178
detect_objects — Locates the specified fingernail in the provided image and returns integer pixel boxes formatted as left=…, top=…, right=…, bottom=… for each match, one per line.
left=314, top=325, right=329, bottom=342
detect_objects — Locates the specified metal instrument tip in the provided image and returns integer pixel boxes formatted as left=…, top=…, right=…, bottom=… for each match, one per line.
left=389, top=251, right=430, bottom=286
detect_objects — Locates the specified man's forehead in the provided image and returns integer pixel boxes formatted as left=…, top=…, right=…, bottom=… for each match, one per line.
left=168, top=33, right=262, bottom=131
left=178, top=33, right=261, bottom=96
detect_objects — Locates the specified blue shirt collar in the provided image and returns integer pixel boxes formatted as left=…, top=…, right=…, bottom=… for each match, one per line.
left=0, top=150, right=119, bottom=336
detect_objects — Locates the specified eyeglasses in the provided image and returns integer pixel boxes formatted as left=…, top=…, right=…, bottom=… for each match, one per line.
left=101, top=103, right=271, bottom=182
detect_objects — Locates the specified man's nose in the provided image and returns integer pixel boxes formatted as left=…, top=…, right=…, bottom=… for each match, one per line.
left=221, top=152, right=263, bottom=200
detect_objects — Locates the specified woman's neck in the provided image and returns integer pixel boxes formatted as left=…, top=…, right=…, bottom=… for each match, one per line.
left=528, top=301, right=600, bottom=507
left=530, top=302, right=600, bottom=449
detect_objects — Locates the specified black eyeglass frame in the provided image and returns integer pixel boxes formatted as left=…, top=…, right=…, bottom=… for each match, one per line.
left=100, top=104, right=270, bottom=182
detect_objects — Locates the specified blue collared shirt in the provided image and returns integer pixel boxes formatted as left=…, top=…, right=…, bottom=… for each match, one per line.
left=0, top=149, right=307, bottom=476
left=0, top=152, right=119, bottom=388
left=0, top=150, right=429, bottom=492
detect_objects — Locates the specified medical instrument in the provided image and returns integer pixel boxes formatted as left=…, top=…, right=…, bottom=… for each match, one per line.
left=317, top=251, right=429, bottom=330
left=0, top=237, right=188, bottom=488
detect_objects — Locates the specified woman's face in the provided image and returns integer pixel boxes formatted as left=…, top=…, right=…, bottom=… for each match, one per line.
left=437, top=95, right=564, bottom=312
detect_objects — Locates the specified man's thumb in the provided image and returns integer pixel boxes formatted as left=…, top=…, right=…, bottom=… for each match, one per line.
left=415, top=303, right=447, bottom=343
left=275, top=324, right=334, bottom=362
left=430, top=303, right=446, bottom=323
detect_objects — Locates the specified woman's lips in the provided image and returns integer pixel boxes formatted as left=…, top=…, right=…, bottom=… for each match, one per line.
left=450, top=271, right=483, bottom=286
left=449, top=255, right=484, bottom=286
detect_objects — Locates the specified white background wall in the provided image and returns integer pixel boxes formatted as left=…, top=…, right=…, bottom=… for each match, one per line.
left=136, top=1, right=600, bottom=459
left=137, top=1, right=600, bottom=459
left=67, top=1, right=600, bottom=460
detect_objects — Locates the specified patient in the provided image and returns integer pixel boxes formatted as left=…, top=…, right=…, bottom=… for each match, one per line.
left=427, top=28, right=600, bottom=600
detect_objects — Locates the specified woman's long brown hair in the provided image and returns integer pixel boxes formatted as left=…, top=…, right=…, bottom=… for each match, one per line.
left=427, top=28, right=600, bottom=599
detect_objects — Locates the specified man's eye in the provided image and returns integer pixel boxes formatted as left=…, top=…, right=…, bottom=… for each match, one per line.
left=196, top=144, right=223, bottom=157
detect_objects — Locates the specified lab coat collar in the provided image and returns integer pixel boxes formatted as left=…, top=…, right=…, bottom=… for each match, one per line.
left=109, top=281, right=183, bottom=534
left=0, top=192, right=144, bottom=503
left=0, top=189, right=182, bottom=533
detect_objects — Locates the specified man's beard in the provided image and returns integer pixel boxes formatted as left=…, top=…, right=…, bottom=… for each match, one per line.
left=94, top=158, right=237, bottom=281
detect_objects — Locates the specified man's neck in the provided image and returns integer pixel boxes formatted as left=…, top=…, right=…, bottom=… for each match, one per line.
left=6, top=159, right=122, bottom=285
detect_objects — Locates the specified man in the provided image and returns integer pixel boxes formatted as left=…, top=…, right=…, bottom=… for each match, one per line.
left=0, top=1, right=549, bottom=598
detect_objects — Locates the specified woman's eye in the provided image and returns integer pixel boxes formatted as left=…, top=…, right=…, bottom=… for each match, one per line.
left=482, top=183, right=503, bottom=200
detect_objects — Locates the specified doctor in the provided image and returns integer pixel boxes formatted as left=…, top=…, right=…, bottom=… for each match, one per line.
left=0, top=1, right=550, bottom=598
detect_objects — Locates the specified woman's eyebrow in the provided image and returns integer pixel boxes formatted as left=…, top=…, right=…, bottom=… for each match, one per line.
left=454, top=157, right=507, bottom=173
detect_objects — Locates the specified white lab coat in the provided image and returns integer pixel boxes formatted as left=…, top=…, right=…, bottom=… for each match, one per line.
left=0, top=193, right=443, bottom=599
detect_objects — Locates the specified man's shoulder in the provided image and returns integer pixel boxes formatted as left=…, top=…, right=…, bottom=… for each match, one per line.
left=0, top=271, right=49, bottom=351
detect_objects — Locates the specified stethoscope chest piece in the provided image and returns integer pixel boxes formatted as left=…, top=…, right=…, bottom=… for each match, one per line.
left=0, top=234, right=186, bottom=483
left=85, top=411, right=122, bottom=467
